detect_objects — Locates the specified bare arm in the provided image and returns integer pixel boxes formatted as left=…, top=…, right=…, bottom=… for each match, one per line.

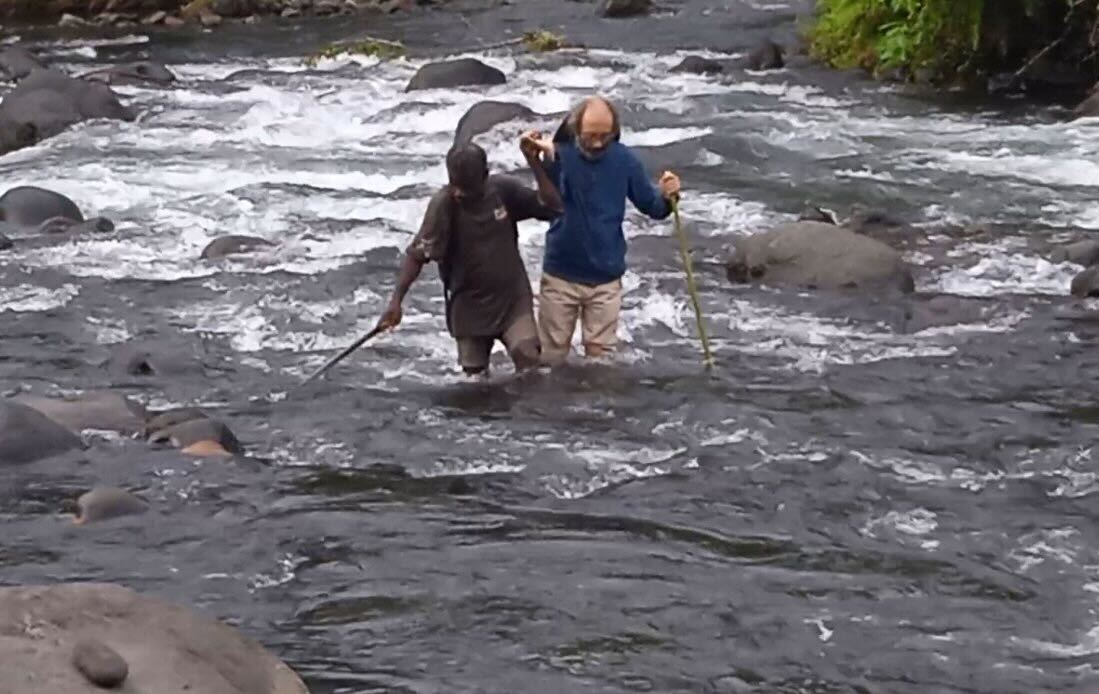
left=524, top=149, right=563, bottom=215
left=389, top=252, right=425, bottom=307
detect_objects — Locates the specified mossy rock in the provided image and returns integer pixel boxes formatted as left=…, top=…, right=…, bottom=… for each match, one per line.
left=305, top=38, right=406, bottom=67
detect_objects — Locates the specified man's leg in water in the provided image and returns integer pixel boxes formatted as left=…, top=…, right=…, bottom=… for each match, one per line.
left=502, top=308, right=541, bottom=371
left=456, top=337, right=492, bottom=377
left=580, top=278, right=622, bottom=359
left=537, top=272, right=580, bottom=366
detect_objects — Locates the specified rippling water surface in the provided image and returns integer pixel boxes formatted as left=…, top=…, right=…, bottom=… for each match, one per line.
left=3, top=1, right=1099, bottom=692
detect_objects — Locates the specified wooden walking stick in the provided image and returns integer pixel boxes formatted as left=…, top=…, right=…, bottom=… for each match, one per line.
left=670, top=195, right=714, bottom=369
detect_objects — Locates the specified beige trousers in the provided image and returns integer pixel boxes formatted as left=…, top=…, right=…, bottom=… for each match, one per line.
left=537, top=272, right=623, bottom=365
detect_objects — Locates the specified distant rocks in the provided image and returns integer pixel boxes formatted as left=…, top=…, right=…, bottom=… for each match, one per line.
left=671, top=40, right=786, bottom=76
left=600, top=0, right=652, bottom=18
left=0, top=0, right=430, bottom=29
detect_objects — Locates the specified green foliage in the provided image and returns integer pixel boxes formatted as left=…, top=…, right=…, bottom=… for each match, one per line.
left=808, top=0, right=985, bottom=78
left=305, top=38, right=406, bottom=67
left=522, top=30, right=567, bottom=52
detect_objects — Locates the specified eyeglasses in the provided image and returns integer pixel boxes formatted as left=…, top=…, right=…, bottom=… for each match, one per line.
left=578, top=131, right=613, bottom=147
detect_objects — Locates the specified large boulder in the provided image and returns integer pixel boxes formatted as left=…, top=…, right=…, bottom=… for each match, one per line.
left=0, top=68, right=133, bottom=153
left=453, top=100, right=538, bottom=146
left=0, top=401, right=85, bottom=465
left=726, top=221, right=915, bottom=293
left=405, top=58, right=506, bottom=92
left=0, top=582, right=310, bottom=693
left=0, top=185, right=83, bottom=226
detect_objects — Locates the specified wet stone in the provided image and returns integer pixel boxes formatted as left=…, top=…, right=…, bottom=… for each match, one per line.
left=72, top=638, right=128, bottom=688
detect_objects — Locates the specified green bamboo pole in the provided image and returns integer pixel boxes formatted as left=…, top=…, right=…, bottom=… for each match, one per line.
left=671, top=197, right=714, bottom=370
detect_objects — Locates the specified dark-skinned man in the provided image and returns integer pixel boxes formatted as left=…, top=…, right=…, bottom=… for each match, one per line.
left=375, top=133, right=562, bottom=376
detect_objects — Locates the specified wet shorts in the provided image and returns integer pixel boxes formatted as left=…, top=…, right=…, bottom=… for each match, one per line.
left=455, top=311, right=540, bottom=372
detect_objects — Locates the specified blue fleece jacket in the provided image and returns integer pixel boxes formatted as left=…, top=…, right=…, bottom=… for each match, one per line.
left=542, top=141, right=671, bottom=285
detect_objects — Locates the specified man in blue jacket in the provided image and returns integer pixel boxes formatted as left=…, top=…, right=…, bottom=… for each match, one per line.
left=523, top=95, right=682, bottom=365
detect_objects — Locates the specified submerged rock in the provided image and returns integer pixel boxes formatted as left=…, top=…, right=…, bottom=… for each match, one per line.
left=1051, top=239, right=1099, bottom=267
left=600, top=0, right=652, bottom=18
left=746, top=40, right=784, bottom=71
left=12, top=390, right=147, bottom=436
left=726, top=221, right=915, bottom=293
left=1071, top=266, right=1099, bottom=297
left=200, top=234, right=276, bottom=259
left=671, top=55, right=724, bottom=75
left=0, top=582, right=310, bottom=693
left=75, top=487, right=149, bottom=525
left=0, top=400, right=85, bottom=465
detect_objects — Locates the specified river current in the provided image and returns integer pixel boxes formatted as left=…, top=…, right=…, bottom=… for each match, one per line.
left=2, top=1, right=1099, bottom=692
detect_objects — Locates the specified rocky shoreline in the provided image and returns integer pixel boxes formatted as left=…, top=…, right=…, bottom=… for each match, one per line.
left=0, top=0, right=433, bottom=30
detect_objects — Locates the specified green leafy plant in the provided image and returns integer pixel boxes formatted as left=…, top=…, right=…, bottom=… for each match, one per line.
left=305, top=38, right=406, bottom=67
left=807, top=0, right=984, bottom=79
left=521, top=30, right=567, bottom=52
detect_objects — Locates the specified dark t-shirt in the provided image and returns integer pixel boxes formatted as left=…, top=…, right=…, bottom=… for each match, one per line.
left=406, top=174, right=558, bottom=338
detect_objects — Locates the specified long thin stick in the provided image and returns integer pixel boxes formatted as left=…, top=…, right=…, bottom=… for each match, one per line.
left=299, top=323, right=387, bottom=387
left=671, top=197, right=714, bottom=369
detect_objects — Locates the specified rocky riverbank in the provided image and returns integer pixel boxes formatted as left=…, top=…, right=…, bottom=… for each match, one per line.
left=0, top=0, right=433, bottom=29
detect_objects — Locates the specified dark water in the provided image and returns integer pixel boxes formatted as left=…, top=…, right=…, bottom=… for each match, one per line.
left=2, top=1, right=1099, bottom=692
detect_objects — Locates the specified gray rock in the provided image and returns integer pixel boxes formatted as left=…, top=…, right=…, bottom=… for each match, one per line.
left=0, top=184, right=90, bottom=227
left=746, top=39, right=784, bottom=71
left=600, top=0, right=652, bottom=18
left=0, top=583, right=310, bottom=694
left=142, top=10, right=169, bottom=24
left=148, top=416, right=244, bottom=456
left=76, top=487, right=149, bottom=525
left=1071, top=266, right=1099, bottom=297
left=453, top=100, right=538, bottom=146
left=58, top=13, right=90, bottom=28
left=200, top=234, right=276, bottom=259
left=726, top=220, right=915, bottom=293
left=0, top=47, right=45, bottom=82
left=0, top=401, right=85, bottom=465
left=405, top=58, right=506, bottom=91
left=670, top=55, right=723, bottom=75
left=1051, top=239, right=1099, bottom=267
left=12, top=390, right=147, bottom=436
left=72, top=639, right=128, bottom=688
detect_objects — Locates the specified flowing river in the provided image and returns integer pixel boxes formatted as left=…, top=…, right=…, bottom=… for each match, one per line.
left=2, top=1, right=1099, bottom=691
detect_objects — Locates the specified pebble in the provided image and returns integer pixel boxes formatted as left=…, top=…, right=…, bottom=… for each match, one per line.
left=72, top=639, right=128, bottom=689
